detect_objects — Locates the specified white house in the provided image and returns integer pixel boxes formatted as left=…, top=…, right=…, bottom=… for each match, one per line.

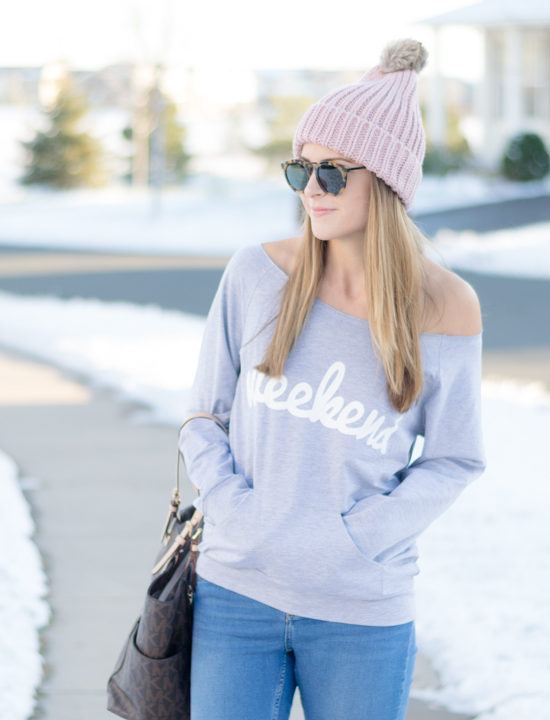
left=418, top=0, right=550, bottom=168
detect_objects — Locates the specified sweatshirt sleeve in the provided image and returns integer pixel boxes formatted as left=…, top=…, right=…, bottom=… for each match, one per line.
left=342, top=331, right=487, bottom=563
left=178, top=247, right=256, bottom=525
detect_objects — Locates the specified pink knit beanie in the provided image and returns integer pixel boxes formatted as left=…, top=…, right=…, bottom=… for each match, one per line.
left=292, top=38, right=428, bottom=211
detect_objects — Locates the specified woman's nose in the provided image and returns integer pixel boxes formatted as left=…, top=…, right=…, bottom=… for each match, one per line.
left=303, top=169, right=324, bottom=197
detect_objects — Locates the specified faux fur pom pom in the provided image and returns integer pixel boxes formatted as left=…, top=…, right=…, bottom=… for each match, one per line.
left=379, top=38, right=428, bottom=74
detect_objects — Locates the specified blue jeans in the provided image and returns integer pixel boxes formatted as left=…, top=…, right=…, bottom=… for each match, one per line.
left=191, top=576, right=417, bottom=720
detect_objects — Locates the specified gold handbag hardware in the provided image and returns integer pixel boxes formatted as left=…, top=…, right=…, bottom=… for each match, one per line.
left=159, top=411, right=229, bottom=546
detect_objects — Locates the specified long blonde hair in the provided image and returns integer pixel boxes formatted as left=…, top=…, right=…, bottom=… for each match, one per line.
left=253, top=172, right=440, bottom=414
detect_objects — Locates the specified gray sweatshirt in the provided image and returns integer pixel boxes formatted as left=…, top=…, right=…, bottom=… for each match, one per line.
left=179, top=243, right=487, bottom=626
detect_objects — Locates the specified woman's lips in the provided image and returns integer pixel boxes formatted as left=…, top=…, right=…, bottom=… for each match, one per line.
left=311, top=208, right=335, bottom=217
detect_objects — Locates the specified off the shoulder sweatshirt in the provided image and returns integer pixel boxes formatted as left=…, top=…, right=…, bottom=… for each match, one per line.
left=179, top=243, right=487, bottom=626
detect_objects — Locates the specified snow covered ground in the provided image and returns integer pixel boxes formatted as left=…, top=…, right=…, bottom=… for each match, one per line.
left=425, top=221, right=550, bottom=279
left=0, top=450, right=49, bottom=720
left=0, top=176, right=298, bottom=255
left=0, top=284, right=549, bottom=720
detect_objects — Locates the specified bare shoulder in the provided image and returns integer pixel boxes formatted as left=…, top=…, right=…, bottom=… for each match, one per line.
left=422, top=257, right=483, bottom=336
left=261, top=238, right=301, bottom=275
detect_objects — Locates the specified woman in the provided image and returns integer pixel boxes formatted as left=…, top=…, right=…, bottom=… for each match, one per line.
left=180, top=38, right=487, bottom=720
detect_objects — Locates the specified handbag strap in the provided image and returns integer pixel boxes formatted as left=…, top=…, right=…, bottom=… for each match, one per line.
left=160, top=411, right=229, bottom=544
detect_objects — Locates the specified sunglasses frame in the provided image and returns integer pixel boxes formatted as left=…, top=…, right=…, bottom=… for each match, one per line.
left=281, top=159, right=365, bottom=196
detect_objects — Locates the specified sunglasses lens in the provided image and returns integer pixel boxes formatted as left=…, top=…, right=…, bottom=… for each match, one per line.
left=285, top=162, right=309, bottom=192
left=318, top=164, right=344, bottom=194
left=283, top=161, right=346, bottom=195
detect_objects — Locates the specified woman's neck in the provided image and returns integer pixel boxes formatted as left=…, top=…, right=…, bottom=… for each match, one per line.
left=321, top=239, right=366, bottom=301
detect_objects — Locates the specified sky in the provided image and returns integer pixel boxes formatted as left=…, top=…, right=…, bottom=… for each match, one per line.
left=0, top=0, right=483, bottom=80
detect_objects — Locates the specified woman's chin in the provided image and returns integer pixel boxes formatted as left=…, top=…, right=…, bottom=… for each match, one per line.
left=309, top=220, right=333, bottom=241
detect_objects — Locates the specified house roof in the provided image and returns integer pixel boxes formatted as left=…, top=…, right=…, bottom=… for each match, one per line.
left=417, top=0, right=550, bottom=27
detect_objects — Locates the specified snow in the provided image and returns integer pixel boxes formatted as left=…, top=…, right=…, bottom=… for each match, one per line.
left=0, top=450, right=49, bottom=720
left=424, top=221, right=550, bottom=279
left=414, top=383, right=550, bottom=719
left=0, top=176, right=299, bottom=255
left=0, top=284, right=549, bottom=720
left=0, top=293, right=202, bottom=425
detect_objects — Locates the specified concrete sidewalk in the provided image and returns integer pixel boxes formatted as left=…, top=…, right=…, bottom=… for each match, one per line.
left=0, top=346, right=473, bottom=720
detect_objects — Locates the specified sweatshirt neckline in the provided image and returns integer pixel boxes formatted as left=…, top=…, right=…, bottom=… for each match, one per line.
left=257, top=243, right=482, bottom=341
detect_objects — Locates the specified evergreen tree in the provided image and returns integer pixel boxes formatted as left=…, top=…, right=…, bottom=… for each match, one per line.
left=20, top=74, right=106, bottom=188
left=158, top=96, right=191, bottom=184
left=122, top=89, right=191, bottom=186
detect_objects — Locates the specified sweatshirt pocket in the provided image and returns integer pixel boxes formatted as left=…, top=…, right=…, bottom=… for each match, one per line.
left=255, top=510, right=389, bottom=601
left=199, top=490, right=263, bottom=570
left=337, top=512, right=412, bottom=598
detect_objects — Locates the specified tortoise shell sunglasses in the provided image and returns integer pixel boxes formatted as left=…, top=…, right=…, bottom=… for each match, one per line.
left=281, top=158, right=365, bottom=196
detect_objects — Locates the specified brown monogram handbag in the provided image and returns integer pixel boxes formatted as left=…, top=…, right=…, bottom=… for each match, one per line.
left=107, top=412, right=228, bottom=720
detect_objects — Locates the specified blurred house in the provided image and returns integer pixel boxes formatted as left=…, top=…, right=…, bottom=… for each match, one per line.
left=0, top=67, right=42, bottom=105
left=419, top=0, right=550, bottom=169
left=253, top=69, right=360, bottom=106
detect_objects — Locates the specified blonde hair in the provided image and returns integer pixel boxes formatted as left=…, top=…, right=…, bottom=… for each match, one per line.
left=253, top=172, right=441, bottom=414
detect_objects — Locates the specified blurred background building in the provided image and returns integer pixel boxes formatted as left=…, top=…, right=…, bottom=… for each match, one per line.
left=419, top=0, right=550, bottom=168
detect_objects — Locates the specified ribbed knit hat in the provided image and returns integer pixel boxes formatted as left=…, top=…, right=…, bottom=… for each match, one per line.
left=292, top=38, right=428, bottom=211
